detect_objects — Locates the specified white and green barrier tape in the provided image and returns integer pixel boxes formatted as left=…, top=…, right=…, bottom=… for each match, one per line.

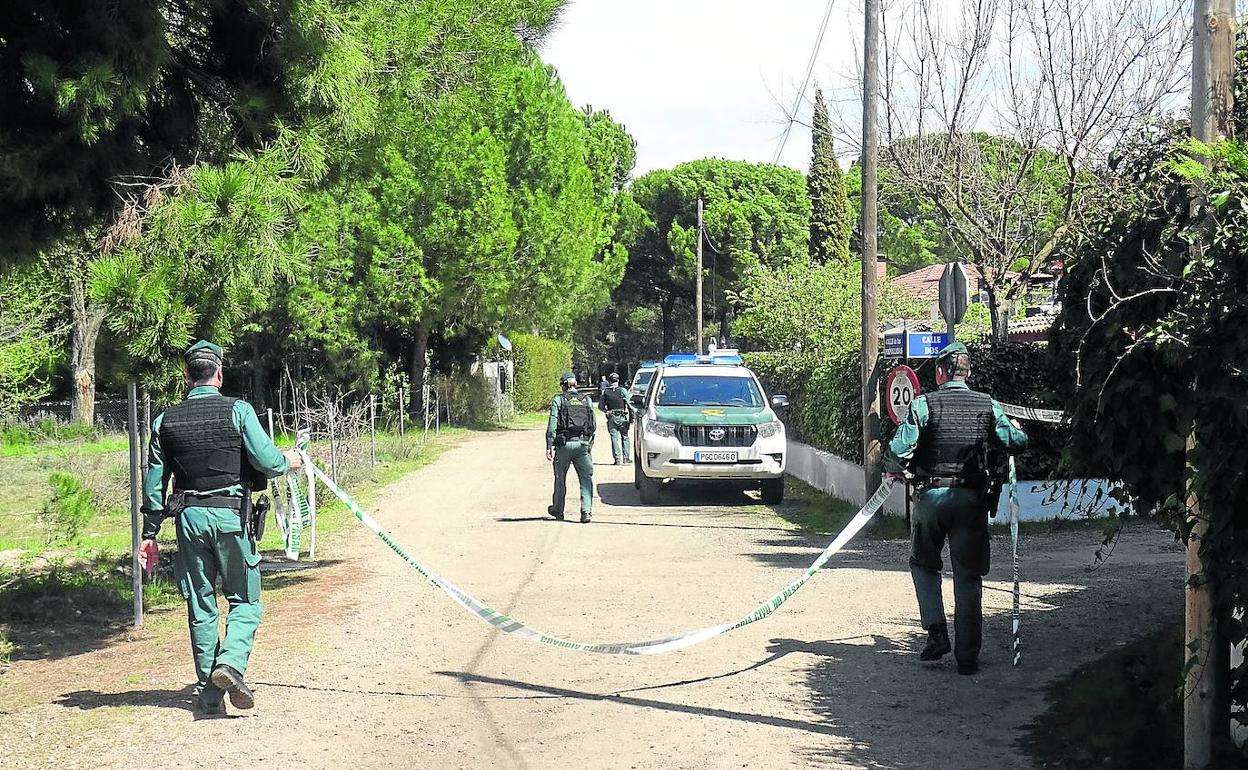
left=999, top=402, right=1065, bottom=424
left=1008, top=456, right=1022, bottom=667
left=299, top=448, right=894, bottom=656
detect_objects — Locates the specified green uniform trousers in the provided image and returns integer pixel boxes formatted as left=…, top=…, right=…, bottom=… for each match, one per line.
left=606, top=412, right=632, bottom=463
left=552, top=440, right=594, bottom=516
left=908, top=486, right=990, bottom=665
left=173, top=505, right=263, bottom=686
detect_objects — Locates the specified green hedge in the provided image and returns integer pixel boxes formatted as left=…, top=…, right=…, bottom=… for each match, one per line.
left=511, top=334, right=572, bottom=413
left=747, top=342, right=1072, bottom=478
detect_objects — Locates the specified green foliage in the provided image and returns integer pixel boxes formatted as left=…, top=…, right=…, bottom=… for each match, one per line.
left=511, top=334, right=572, bottom=413
left=0, top=627, right=12, bottom=665
left=621, top=158, right=810, bottom=351
left=808, top=89, right=851, bottom=264
left=432, top=371, right=504, bottom=428
left=38, top=472, right=97, bottom=545
left=1052, top=113, right=1248, bottom=717
left=0, top=265, right=62, bottom=413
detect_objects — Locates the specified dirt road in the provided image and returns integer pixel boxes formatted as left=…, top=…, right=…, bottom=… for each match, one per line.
left=0, top=421, right=1183, bottom=769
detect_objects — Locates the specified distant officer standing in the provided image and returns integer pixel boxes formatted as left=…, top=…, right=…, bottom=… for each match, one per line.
left=546, top=372, right=596, bottom=523
left=137, top=340, right=301, bottom=714
left=598, top=372, right=632, bottom=465
left=884, top=342, right=1028, bottom=675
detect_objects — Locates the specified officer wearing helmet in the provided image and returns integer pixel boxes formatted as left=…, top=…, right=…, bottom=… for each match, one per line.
left=884, top=341, right=1028, bottom=676
left=546, top=371, right=596, bottom=522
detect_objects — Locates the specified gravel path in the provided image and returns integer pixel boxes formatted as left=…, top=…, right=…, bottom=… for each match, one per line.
left=0, top=420, right=1183, bottom=769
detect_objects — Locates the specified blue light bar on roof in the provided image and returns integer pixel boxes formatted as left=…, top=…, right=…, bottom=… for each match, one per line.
left=710, top=353, right=743, bottom=365
left=663, top=353, right=699, bottom=366
left=639, top=361, right=661, bottom=369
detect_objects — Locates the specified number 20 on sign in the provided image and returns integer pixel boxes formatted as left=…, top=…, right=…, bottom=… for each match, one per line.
left=886, top=365, right=921, bottom=426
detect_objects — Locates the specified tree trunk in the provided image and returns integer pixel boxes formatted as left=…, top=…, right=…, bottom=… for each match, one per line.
left=68, top=274, right=105, bottom=427
left=660, top=294, right=677, bottom=353
left=985, top=285, right=1010, bottom=343
left=409, top=323, right=430, bottom=417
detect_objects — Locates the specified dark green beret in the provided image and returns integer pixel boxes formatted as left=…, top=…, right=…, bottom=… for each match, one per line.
left=184, top=339, right=223, bottom=366
left=936, top=341, right=969, bottom=360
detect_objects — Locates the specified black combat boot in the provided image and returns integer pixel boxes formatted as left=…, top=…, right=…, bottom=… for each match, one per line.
left=580, top=511, right=592, bottom=523
left=194, top=682, right=226, bottom=716
left=210, top=664, right=255, bottom=710
left=920, top=623, right=952, bottom=661
left=547, top=505, right=564, bottom=521
left=956, top=659, right=979, bottom=675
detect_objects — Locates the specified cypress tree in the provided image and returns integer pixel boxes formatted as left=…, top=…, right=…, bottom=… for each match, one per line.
left=808, top=88, right=851, bottom=263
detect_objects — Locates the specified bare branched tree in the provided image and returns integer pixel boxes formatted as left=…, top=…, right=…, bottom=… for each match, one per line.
left=841, top=0, right=1189, bottom=339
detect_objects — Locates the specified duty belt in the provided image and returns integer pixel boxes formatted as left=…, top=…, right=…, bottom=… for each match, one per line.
left=171, top=494, right=243, bottom=510
left=914, top=476, right=979, bottom=490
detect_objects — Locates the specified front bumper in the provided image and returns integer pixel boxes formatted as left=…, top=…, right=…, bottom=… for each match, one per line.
left=639, top=433, right=786, bottom=481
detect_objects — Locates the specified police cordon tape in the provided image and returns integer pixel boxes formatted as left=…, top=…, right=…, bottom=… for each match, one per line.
left=298, top=448, right=894, bottom=655
left=998, top=402, right=1065, bottom=424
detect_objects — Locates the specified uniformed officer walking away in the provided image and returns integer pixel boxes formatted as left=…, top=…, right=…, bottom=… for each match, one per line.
left=137, top=340, right=302, bottom=714
left=598, top=372, right=632, bottom=465
left=546, top=372, right=596, bottom=523
left=884, top=342, right=1028, bottom=675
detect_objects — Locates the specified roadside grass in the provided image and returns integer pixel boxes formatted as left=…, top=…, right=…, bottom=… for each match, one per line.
left=0, top=417, right=489, bottom=667
left=779, top=477, right=910, bottom=539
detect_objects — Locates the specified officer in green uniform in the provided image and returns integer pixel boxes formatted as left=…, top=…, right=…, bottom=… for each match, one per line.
left=884, top=342, right=1028, bottom=675
left=546, top=372, right=596, bottom=523
left=137, top=340, right=301, bottom=714
left=598, top=372, right=632, bottom=465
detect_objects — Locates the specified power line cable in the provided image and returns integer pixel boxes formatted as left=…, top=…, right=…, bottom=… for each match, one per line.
left=772, top=0, right=837, bottom=165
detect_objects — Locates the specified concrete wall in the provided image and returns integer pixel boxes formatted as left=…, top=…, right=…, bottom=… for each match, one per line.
left=785, top=440, right=1123, bottom=521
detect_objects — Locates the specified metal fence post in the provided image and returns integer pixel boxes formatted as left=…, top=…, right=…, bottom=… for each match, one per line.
left=126, top=383, right=144, bottom=629
left=370, top=394, right=377, bottom=465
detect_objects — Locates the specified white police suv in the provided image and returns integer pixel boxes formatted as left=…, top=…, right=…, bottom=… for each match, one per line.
left=631, top=352, right=788, bottom=505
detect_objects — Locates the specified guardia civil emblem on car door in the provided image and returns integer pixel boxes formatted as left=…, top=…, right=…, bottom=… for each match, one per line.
left=708, top=427, right=725, bottom=442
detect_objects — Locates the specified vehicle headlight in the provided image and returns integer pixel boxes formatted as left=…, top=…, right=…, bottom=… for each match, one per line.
left=645, top=420, right=676, bottom=438
left=757, top=420, right=783, bottom=439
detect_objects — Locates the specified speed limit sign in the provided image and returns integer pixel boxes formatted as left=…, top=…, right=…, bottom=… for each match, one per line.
left=886, top=365, right=921, bottom=426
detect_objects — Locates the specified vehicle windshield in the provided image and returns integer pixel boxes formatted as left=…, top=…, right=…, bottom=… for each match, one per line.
left=655, top=375, right=763, bottom=407
left=632, top=370, right=655, bottom=391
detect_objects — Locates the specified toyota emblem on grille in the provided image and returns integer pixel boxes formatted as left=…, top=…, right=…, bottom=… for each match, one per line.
left=708, top=427, right=726, bottom=442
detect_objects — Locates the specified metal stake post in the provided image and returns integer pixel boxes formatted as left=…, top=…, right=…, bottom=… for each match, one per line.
left=370, top=395, right=377, bottom=465
left=126, top=384, right=144, bottom=629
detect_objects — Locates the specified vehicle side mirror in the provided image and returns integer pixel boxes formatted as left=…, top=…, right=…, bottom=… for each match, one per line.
left=630, top=393, right=644, bottom=407
left=771, top=395, right=789, bottom=409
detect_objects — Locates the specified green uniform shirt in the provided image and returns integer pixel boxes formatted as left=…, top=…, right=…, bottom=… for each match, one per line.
left=884, top=381, right=1029, bottom=474
left=546, top=392, right=597, bottom=450
left=142, top=386, right=289, bottom=538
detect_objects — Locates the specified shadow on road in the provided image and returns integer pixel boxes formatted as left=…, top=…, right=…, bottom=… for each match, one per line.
left=596, top=481, right=760, bottom=508
left=54, top=684, right=197, bottom=713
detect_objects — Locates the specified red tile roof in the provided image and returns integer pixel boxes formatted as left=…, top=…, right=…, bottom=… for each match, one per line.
left=890, top=264, right=948, bottom=301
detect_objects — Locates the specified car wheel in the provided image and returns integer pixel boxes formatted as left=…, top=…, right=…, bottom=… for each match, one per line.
left=638, top=464, right=661, bottom=504
left=760, top=478, right=784, bottom=505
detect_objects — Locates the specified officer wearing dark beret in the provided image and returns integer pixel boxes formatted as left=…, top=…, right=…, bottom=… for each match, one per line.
left=138, top=340, right=302, bottom=713
left=884, top=342, right=1028, bottom=675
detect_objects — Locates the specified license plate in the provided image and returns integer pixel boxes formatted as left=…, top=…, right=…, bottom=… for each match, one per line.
left=694, top=451, right=737, bottom=463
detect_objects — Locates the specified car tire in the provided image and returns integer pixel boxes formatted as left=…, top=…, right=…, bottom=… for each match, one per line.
left=760, top=478, right=784, bottom=505
left=638, top=464, right=661, bottom=504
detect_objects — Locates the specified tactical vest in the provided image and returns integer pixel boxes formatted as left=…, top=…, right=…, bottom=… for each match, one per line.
left=600, top=386, right=629, bottom=412
left=912, top=387, right=994, bottom=481
left=159, top=395, right=261, bottom=492
left=557, top=393, right=594, bottom=441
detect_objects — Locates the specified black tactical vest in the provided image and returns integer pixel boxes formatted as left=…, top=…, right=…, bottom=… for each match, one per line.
left=557, top=393, right=594, bottom=440
left=912, top=387, right=994, bottom=481
left=601, top=386, right=629, bottom=412
left=159, top=395, right=247, bottom=492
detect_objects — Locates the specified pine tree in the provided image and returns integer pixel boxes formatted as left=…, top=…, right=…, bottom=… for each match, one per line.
left=808, top=88, right=851, bottom=263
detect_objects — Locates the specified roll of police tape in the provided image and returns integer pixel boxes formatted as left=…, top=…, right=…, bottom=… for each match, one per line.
left=998, top=402, right=1065, bottom=424
left=300, top=450, right=895, bottom=655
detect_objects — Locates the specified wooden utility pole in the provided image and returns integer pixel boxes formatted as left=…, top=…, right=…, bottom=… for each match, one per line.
left=696, top=197, right=705, bottom=355
left=1185, top=1, right=1235, bottom=766
left=860, top=0, right=882, bottom=491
